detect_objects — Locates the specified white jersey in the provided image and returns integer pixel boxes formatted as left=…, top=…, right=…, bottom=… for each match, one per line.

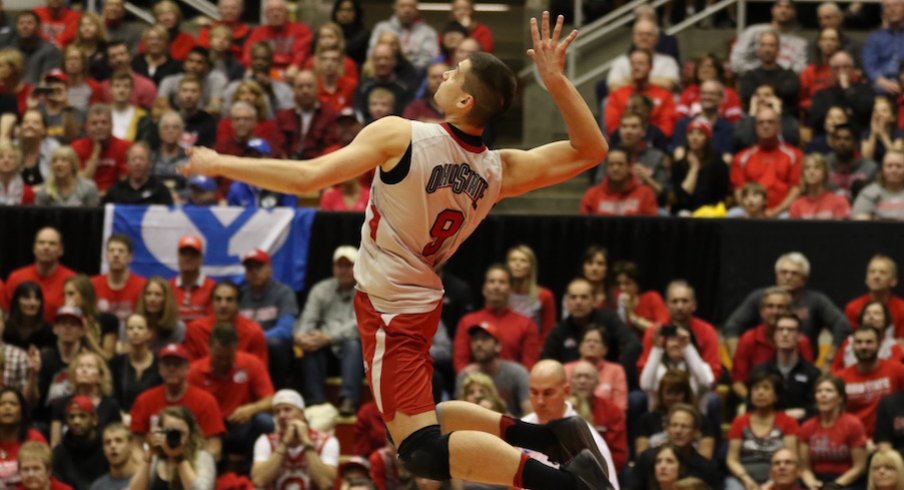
left=355, top=121, right=503, bottom=313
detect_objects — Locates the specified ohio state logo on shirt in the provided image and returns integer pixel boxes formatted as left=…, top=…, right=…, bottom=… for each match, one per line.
left=425, top=163, right=489, bottom=210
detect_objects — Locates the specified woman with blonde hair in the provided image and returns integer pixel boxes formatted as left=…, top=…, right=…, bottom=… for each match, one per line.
left=862, top=96, right=903, bottom=163
left=0, top=48, right=32, bottom=115
left=361, top=33, right=417, bottom=86
left=129, top=405, right=215, bottom=490
left=456, top=371, right=507, bottom=414
left=49, top=351, right=121, bottom=447
left=61, top=46, right=103, bottom=112
left=62, top=275, right=118, bottom=357
left=506, top=244, right=557, bottom=341
left=70, top=12, right=109, bottom=80
left=134, top=277, right=185, bottom=351
left=299, top=22, right=358, bottom=85
left=868, top=449, right=904, bottom=490
left=0, top=141, right=35, bottom=205
left=148, top=0, right=196, bottom=61
left=789, top=153, right=851, bottom=220
left=131, top=24, right=181, bottom=86
left=35, top=146, right=99, bottom=206
left=206, top=24, right=244, bottom=82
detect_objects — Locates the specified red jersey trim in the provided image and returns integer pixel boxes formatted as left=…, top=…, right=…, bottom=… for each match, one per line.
left=441, top=123, right=486, bottom=153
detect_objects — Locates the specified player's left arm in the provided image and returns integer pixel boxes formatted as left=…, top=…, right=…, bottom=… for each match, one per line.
left=498, top=13, right=608, bottom=200
left=184, top=116, right=411, bottom=195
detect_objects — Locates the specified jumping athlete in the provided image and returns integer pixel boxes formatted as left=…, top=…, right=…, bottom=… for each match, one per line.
left=185, top=12, right=612, bottom=490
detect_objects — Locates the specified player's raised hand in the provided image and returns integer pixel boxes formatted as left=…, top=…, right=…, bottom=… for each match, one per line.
left=183, top=146, right=220, bottom=176
left=527, top=11, right=577, bottom=82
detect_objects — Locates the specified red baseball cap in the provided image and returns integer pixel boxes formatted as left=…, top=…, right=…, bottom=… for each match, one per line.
left=44, top=69, right=68, bottom=85
left=242, top=248, right=271, bottom=265
left=178, top=235, right=203, bottom=253
left=686, top=117, right=713, bottom=139
left=67, top=395, right=95, bottom=415
left=468, top=322, right=499, bottom=340
left=54, top=305, right=84, bottom=323
left=159, top=343, right=190, bottom=362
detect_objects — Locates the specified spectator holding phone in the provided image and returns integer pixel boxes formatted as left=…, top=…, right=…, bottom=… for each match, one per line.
left=129, top=406, right=215, bottom=490
left=639, top=323, right=715, bottom=416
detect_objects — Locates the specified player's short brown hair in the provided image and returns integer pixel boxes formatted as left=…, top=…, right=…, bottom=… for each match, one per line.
left=462, top=52, right=516, bottom=127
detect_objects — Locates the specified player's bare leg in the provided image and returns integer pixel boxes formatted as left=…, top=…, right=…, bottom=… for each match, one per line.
left=386, top=409, right=609, bottom=489
left=437, top=400, right=609, bottom=472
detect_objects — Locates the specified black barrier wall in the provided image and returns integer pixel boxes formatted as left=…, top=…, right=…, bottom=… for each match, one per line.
left=2, top=206, right=903, bottom=326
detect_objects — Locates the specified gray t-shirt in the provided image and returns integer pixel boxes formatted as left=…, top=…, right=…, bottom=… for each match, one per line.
left=852, top=182, right=904, bottom=220
left=35, top=178, right=100, bottom=207
left=88, top=473, right=132, bottom=490
left=455, top=360, right=530, bottom=417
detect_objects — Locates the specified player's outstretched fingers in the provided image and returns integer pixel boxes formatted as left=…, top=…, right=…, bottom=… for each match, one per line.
left=551, top=13, right=563, bottom=44
left=541, top=10, right=550, bottom=42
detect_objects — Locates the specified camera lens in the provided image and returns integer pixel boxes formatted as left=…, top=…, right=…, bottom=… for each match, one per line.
left=165, top=428, right=182, bottom=449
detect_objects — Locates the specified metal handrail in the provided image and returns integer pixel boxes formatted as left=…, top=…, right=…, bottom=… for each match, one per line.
left=571, top=0, right=667, bottom=49
left=571, top=0, right=739, bottom=88
left=177, top=0, right=220, bottom=20
left=124, top=2, right=156, bottom=24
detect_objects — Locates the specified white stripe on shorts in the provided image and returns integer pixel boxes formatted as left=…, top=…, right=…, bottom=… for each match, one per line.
left=372, top=326, right=387, bottom=414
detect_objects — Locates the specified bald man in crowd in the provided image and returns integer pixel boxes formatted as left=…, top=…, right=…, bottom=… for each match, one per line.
left=519, top=360, right=619, bottom=489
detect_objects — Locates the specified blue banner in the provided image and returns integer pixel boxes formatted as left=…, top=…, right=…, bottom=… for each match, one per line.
left=102, top=205, right=315, bottom=291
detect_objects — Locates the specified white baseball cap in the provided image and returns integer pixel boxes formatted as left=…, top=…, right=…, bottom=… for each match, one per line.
left=272, top=389, right=305, bottom=410
left=332, top=245, right=358, bottom=264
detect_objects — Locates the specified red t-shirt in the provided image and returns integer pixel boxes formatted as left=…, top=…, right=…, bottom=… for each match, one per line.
left=590, top=394, right=628, bottom=473
left=615, top=289, right=670, bottom=335
left=638, top=317, right=723, bottom=379
left=799, top=63, right=833, bottom=111
left=844, top=294, right=904, bottom=337
left=788, top=192, right=851, bottom=220
left=18, top=479, right=75, bottom=490
left=798, top=412, right=867, bottom=476
left=580, top=178, right=658, bottom=216
left=728, top=411, right=800, bottom=440
left=605, top=83, right=677, bottom=136
left=243, top=22, right=312, bottom=69
left=71, top=136, right=131, bottom=192
left=731, top=143, right=803, bottom=209
left=732, top=324, right=814, bottom=383
left=838, top=360, right=904, bottom=437
left=183, top=315, right=268, bottom=365
left=91, top=273, right=147, bottom=326
left=5, top=264, right=76, bottom=322
left=452, top=307, right=540, bottom=373
left=316, top=76, right=358, bottom=113
left=188, top=351, right=274, bottom=418
left=129, top=384, right=225, bottom=437
left=353, top=401, right=386, bottom=457
left=169, top=275, right=216, bottom=323
left=0, top=429, right=45, bottom=486
left=319, top=186, right=370, bottom=211
left=33, top=7, right=79, bottom=46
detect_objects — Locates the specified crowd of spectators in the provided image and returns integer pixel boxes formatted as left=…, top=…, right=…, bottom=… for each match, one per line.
left=583, top=0, right=904, bottom=221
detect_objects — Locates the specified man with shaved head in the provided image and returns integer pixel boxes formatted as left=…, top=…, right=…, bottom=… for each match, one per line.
left=520, top=360, right=620, bottom=488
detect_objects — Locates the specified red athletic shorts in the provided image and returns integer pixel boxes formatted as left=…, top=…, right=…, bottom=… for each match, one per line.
left=354, top=291, right=443, bottom=422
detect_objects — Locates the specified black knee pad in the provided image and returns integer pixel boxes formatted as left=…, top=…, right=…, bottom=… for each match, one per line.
left=396, top=425, right=452, bottom=481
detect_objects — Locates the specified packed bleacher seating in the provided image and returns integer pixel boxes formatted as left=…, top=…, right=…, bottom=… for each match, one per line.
left=3, top=0, right=904, bottom=489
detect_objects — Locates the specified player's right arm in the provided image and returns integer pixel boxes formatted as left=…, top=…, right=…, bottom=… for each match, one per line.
left=184, top=116, right=411, bottom=195
left=498, top=13, right=608, bottom=200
